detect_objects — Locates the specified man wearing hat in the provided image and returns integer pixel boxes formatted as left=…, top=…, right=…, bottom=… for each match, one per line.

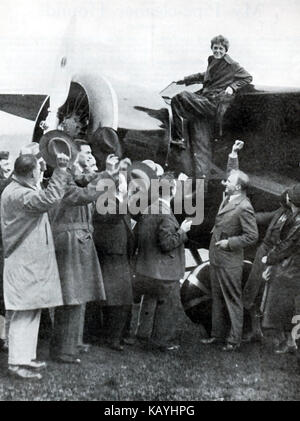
left=90, top=126, right=122, bottom=172
left=261, top=184, right=300, bottom=355
left=1, top=152, right=70, bottom=379
left=132, top=170, right=192, bottom=351
left=39, top=130, right=120, bottom=364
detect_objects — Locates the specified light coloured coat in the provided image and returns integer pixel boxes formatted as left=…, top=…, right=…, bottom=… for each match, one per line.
left=1, top=169, right=69, bottom=310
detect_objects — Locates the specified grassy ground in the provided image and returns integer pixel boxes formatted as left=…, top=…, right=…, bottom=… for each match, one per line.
left=0, top=311, right=299, bottom=401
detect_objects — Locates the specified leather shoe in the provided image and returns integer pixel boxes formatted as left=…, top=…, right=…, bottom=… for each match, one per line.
left=0, top=339, right=8, bottom=353
left=26, top=360, right=47, bottom=370
left=77, top=344, right=90, bottom=353
left=222, top=343, right=240, bottom=352
left=242, top=331, right=264, bottom=343
left=52, top=355, right=81, bottom=364
left=108, top=339, right=124, bottom=352
left=201, top=337, right=222, bottom=345
left=122, top=337, right=136, bottom=346
left=162, top=344, right=180, bottom=352
left=8, top=365, right=42, bottom=380
left=274, top=343, right=297, bottom=355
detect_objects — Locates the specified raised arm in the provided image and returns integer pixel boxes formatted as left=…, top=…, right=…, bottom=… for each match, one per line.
left=23, top=154, right=70, bottom=213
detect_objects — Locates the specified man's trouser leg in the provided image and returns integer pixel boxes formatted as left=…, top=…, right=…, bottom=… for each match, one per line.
left=104, top=306, right=131, bottom=341
left=210, top=264, right=228, bottom=341
left=136, top=295, right=157, bottom=340
left=217, top=265, right=244, bottom=345
left=8, top=309, right=41, bottom=366
left=77, top=304, right=86, bottom=346
left=50, top=305, right=82, bottom=358
left=171, top=91, right=216, bottom=139
left=151, top=280, right=179, bottom=347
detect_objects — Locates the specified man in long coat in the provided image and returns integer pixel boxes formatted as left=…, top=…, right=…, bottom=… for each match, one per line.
left=1, top=153, right=70, bottom=379
left=262, top=184, right=300, bottom=354
left=93, top=203, right=135, bottom=351
left=49, top=154, right=119, bottom=364
left=242, top=192, right=291, bottom=341
left=202, top=140, right=258, bottom=351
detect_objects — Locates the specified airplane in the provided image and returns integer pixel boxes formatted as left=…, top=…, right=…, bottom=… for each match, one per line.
left=1, top=14, right=300, bottom=330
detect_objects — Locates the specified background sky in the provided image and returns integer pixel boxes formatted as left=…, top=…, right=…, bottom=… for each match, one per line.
left=0, top=0, right=300, bottom=139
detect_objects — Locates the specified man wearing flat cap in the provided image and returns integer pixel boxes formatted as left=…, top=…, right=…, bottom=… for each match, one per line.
left=262, top=184, right=300, bottom=356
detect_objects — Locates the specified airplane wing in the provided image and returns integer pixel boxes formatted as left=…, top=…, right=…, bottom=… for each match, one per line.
left=0, top=94, right=48, bottom=121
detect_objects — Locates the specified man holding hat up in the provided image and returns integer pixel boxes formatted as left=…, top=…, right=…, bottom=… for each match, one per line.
left=1, top=151, right=70, bottom=380
left=39, top=130, right=120, bottom=364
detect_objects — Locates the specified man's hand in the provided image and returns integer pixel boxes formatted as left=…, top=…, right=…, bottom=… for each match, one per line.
left=180, top=219, right=193, bottom=233
left=215, top=239, right=229, bottom=250
left=176, top=79, right=186, bottom=85
left=56, top=152, right=70, bottom=170
left=119, top=157, right=132, bottom=172
left=225, top=86, right=234, bottom=95
left=232, top=140, right=244, bottom=153
left=261, top=256, right=267, bottom=264
left=262, top=266, right=272, bottom=281
left=106, top=154, right=120, bottom=177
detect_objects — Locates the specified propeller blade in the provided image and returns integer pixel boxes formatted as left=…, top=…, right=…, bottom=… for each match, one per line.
left=48, top=15, right=77, bottom=112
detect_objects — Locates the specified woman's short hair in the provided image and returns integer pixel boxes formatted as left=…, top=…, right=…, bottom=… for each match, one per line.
left=14, top=154, right=37, bottom=177
left=211, top=35, right=230, bottom=52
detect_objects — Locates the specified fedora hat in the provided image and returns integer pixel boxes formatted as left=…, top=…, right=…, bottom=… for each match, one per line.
left=39, top=130, right=78, bottom=168
left=142, top=159, right=164, bottom=177
left=90, top=127, right=122, bottom=157
left=127, top=161, right=158, bottom=191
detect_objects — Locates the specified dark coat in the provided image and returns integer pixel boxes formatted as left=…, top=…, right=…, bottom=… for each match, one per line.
left=263, top=210, right=300, bottom=330
left=93, top=211, right=135, bottom=306
left=243, top=207, right=291, bottom=309
left=135, top=200, right=187, bottom=281
left=184, top=54, right=253, bottom=96
left=0, top=177, right=11, bottom=315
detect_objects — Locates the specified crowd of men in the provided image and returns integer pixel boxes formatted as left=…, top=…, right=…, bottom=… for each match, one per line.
left=0, top=132, right=194, bottom=380
left=0, top=134, right=299, bottom=382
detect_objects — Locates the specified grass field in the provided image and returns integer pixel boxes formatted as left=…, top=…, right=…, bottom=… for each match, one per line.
left=0, top=309, right=299, bottom=401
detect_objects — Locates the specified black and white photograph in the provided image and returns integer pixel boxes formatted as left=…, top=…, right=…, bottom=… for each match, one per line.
left=0, top=0, right=299, bottom=402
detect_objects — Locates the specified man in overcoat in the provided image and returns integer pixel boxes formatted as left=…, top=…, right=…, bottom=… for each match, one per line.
left=261, top=184, right=300, bottom=354
left=1, top=153, right=70, bottom=379
left=242, top=191, right=291, bottom=342
left=49, top=154, right=119, bottom=364
left=202, top=140, right=258, bottom=351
